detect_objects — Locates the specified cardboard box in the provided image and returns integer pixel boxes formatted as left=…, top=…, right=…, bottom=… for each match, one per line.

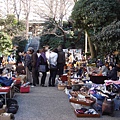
left=57, top=84, right=66, bottom=90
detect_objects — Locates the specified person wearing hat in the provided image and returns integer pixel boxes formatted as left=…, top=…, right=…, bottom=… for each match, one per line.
left=25, top=47, right=34, bottom=84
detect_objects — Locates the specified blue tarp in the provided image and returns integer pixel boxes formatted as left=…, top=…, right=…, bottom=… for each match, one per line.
left=0, top=76, right=13, bottom=86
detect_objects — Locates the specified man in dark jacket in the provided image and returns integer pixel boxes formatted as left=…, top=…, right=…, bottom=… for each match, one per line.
left=57, top=45, right=65, bottom=77
left=107, top=64, right=118, bottom=80
left=31, top=50, right=40, bottom=86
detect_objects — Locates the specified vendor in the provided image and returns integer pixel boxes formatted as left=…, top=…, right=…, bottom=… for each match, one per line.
left=107, top=64, right=118, bottom=80
left=98, top=62, right=109, bottom=76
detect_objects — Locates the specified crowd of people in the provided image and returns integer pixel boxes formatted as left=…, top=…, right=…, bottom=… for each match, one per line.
left=17, top=45, right=66, bottom=87
left=65, top=54, right=120, bottom=81
left=0, top=45, right=120, bottom=87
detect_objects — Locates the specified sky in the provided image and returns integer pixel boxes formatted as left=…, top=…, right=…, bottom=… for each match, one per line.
left=0, top=0, right=75, bottom=21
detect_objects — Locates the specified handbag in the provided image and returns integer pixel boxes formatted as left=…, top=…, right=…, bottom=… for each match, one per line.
left=38, top=65, right=46, bottom=72
left=50, top=64, right=57, bottom=70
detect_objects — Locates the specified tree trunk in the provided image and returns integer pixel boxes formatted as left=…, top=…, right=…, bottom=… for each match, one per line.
left=26, top=15, right=29, bottom=40
left=58, top=25, right=66, bottom=48
left=75, top=29, right=83, bottom=42
left=94, top=42, right=98, bottom=56
left=87, top=31, right=96, bottom=58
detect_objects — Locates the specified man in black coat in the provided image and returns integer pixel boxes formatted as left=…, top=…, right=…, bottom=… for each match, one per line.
left=57, top=45, right=65, bottom=77
left=31, top=50, right=40, bottom=86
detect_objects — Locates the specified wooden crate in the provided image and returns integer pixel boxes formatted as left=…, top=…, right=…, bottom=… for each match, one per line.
left=74, top=109, right=100, bottom=117
left=69, top=97, right=96, bottom=106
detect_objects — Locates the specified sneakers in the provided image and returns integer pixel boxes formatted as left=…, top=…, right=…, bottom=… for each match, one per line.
left=31, top=84, right=36, bottom=87
left=31, top=85, right=35, bottom=87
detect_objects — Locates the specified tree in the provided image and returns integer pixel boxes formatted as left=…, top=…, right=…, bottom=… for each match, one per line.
left=0, top=0, right=14, bottom=16
left=71, top=0, right=120, bottom=58
left=94, top=20, right=120, bottom=54
left=13, top=0, right=22, bottom=23
left=21, top=0, right=32, bottom=40
left=32, top=0, right=74, bottom=47
left=0, top=14, right=25, bottom=38
left=0, top=32, right=13, bottom=55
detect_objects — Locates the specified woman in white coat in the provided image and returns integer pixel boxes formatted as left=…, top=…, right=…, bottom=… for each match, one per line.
left=48, top=48, right=58, bottom=87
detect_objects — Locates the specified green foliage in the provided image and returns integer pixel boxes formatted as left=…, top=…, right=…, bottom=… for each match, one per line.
left=40, top=34, right=63, bottom=48
left=12, top=36, right=27, bottom=52
left=94, top=20, right=120, bottom=54
left=63, top=21, right=73, bottom=31
left=0, top=32, right=13, bottom=55
left=42, top=18, right=56, bottom=34
left=0, top=14, right=25, bottom=37
left=18, top=40, right=27, bottom=52
left=72, top=0, right=120, bottom=34
left=5, top=14, right=18, bottom=25
left=71, top=0, right=120, bottom=58
left=0, top=19, right=5, bottom=26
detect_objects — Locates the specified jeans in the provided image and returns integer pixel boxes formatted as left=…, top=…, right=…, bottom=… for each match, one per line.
left=49, top=69, right=57, bottom=86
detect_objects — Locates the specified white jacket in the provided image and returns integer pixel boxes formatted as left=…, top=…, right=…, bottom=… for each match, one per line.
left=48, top=51, right=58, bottom=66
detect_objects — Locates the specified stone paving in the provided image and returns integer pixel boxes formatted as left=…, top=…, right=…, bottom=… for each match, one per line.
left=14, top=74, right=120, bottom=120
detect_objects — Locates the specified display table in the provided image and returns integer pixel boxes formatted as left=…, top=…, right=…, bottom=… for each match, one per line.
left=0, top=87, right=11, bottom=105
left=90, top=76, right=108, bottom=84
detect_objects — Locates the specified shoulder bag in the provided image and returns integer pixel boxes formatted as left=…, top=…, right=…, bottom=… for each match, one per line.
left=38, top=65, right=46, bottom=72
left=50, top=64, right=57, bottom=70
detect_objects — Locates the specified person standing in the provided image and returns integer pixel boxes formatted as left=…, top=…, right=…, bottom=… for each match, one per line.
left=37, top=48, right=48, bottom=87
left=31, top=50, right=40, bottom=86
left=25, top=47, right=34, bottom=84
left=48, top=48, right=58, bottom=87
left=57, top=45, right=65, bottom=77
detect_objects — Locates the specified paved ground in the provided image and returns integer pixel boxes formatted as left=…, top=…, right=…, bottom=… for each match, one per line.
left=14, top=73, right=120, bottom=120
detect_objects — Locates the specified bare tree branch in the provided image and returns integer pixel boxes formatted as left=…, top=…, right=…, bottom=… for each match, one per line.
left=13, top=0, right=22, bottom=22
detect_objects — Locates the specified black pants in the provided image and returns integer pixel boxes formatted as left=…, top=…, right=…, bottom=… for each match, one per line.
left=41, top=72, right=47, bottom=85
left=57, top=63, right=64, bottom=76
left=49, top=69, right=57, bottom=86
left=32, top=68, right=39, bottom=85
